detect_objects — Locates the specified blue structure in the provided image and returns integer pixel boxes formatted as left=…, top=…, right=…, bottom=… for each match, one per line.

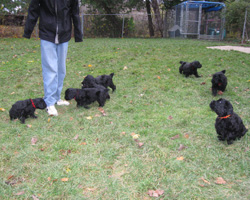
left=170, top=1, right=226, bottom=40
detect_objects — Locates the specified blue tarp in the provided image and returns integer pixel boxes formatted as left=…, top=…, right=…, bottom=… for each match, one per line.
left=178, top=1, right=225, bottom=12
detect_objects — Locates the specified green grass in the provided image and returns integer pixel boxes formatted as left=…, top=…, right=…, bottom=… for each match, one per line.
left=0, top=38, right=250, bottom=199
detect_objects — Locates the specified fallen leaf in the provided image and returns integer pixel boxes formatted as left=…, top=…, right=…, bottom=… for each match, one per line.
left=27, top=124, right=32, bottom=128
left=11, top=92, right=15, bottom=95
left=235, top=101, right=240, bottom=105
left=32, top=195, right=39, bottom=200
left=132, top=134, right=140, bottom=139
left=137, top=142, right=144, bottom=147
left=14, top=191, right=25, bottom=196
left=66, top=167, right=71, bottom=173
left=157, top=76, right=161, bottom=79
left=73, top=134, right=79, bottom=140
left=80, top=142, right=87, bottom=145
left=31, top=137, right=38, bottom=145
left=61, top=178, right=69, bottom=182
left=235, top=87, right=239, bottom=89
left=178, top=144, right=186, bottom=151
left=86, top=116, right=92, bottom=120
left=48, top=118, right=51, bottom=123
left=147, top=189, right=164, bottom=197
left=177, top=156, right=184, bottom=160
left=218, top=91, right=223, bottom=95
left=168, top=115, right=173, bottom=120
left=123, top=66, right=128, bottom=70
left=167, top=68, right=171, bottom=71
left=184, top=133, right=189, bottom=139
left=0, top=108, right=5, bottom=112
left=201, top=177, right=211, bottom=185
left=98, top=107, right=106, bottom=116
left=48, top=177, right=51, bottom=181
left=121, top=132, right=126, bottom=135
left=171, top=134, right=180, bottom=140
left=215, top=177, right=226, bottom=184
left=200, top=82, right=206, bottom=85
left=70, top=117, right=73, bottom=121
left=88, top=64, right=92, bottom=67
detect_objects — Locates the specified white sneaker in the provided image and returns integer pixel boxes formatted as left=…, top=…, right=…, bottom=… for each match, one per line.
left=56, top=99, right=70, bottom=106
left=47, top=105, right=58, bottom=116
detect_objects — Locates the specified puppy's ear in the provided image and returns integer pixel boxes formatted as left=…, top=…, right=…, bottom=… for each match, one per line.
left=225, top=101, right=233, bottom=114
left=110, top=73, right=114, bottom=78
left=221, top=70, right=226, bottom=74
left=180, top=61, right=185, bottom=64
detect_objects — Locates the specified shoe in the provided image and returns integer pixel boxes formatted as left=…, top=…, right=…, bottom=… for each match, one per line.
left=47, top=105, right=58, bottom=116
left=56, top=99, right=70, bottom=106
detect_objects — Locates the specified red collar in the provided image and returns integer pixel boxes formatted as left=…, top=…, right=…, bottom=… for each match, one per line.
left=219, top=115, right=231, bottom=119
left=30, top=99, right=36, bottom=109
left=74, top=89, right=79, bottom=100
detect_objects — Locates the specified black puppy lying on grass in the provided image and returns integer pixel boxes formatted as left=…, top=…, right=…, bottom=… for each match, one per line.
left=179, top=61, right=202, bottom=78
left=65, top=88, right=110, bottom=108
left=210, top=98, right=248, bottom=144
left=81, top=73, right=116, bottom=92
left=9, top=98, right=46, bottom=123
left=211, top=70, right=227, bottom=96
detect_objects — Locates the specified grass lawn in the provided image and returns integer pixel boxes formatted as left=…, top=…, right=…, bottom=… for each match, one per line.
left=0, top=38, right=249, bottom=199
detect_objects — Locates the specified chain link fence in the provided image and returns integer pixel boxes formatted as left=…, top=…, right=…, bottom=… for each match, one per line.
left=0, top=10, right=249, bottom=41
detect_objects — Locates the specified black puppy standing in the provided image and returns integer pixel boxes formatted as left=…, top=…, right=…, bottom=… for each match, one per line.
left=82, top=73, right=116, bottom=92
left=179, top=61, right=202, bottom=78
left=210, top=98, right=248, bottom=144
left=65, top=88, right=109, bottom=108
left=9, top=98, right=46, bottom=123
left=211, top=70, right=227, bottom=96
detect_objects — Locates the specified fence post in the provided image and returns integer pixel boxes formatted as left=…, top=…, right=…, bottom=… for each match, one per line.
left=82, top=14, right=84, bottom=38
left=241, top=8, right=247, bottom=44
left=122, top=14, right=125, bottom=38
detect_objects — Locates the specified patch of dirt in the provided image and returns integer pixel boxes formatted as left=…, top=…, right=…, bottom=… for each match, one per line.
left=207, top=46, right=250, bottom=54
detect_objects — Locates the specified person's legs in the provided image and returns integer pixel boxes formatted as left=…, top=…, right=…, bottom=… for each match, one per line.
left=54, top=42, right=68, bottom=102
left=41, top=40, right=58, bottom=107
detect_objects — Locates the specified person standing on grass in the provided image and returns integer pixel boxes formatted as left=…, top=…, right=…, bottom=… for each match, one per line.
left=23, top=0, right=83, bottom=116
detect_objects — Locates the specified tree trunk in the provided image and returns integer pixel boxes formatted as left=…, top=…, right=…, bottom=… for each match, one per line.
left=151, top=0, right=163, bottom=37
left=146, top=0, right=154, bottom=37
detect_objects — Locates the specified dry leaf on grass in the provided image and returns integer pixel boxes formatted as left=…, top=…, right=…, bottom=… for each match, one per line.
left=98, top=107, right=106, bottom=116
left=171, top=134, right=179, bottom=140
left=168, top=115, right=173, bottom=120
left=215, top=177, right=226, bottom=184
left=217, top=91, right=223, bottom=95
left=147, top=189, right=164, bottom=197
left=184, top=133, right=189, bottom=139
left=27, top=124, right=32, bottom=128
left=200, top=82, right=206, bottom=85
left=178, top=144, right=187, bottom=151
left=73, top=134, right=79, bottom=140
left=0, top=108, right=5, bottom=112
left=137, top=142, right=144, bottom=148
left=177, top=156, right=184, bottom=160
left=61, top=178, right=69, bottom=182
left=14, top=191, right=25, bottom=196
left=201, top=177, right=211, bottom=185
left=32, top=195, right=39, bottom=200
left=31, top=137, right=38, bottom=145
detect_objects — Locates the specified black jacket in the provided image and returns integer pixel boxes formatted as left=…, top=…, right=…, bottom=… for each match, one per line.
left=23, top=0, right=83, bottom=43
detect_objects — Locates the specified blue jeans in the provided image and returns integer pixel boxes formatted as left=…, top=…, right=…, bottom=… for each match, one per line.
left=41, top=40, right=68, bottom=107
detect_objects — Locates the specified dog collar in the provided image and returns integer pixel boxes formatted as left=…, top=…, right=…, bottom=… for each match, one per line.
left=74, top=90, right=79, bottom=100
left=219, top=115, right=231, bottom=119
left=30, top=99, right=36, bottom=109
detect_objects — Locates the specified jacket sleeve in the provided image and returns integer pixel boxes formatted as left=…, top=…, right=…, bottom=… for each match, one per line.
left=71, top=0, right=83, bottom=42
left=23, top=0, right=40, bottom=39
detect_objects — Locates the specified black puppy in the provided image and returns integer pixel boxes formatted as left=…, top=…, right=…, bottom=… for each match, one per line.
left=9, top=98, right=46, bottom=123
left=211, top=70, right=227, bottom=96
left=65, top=88, right=109, bottom=108
left=179, top=61, right=202, bottom=78
left=210, top=98, right=248, bottom=144
left=82, top=73, right=116, bottom=92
